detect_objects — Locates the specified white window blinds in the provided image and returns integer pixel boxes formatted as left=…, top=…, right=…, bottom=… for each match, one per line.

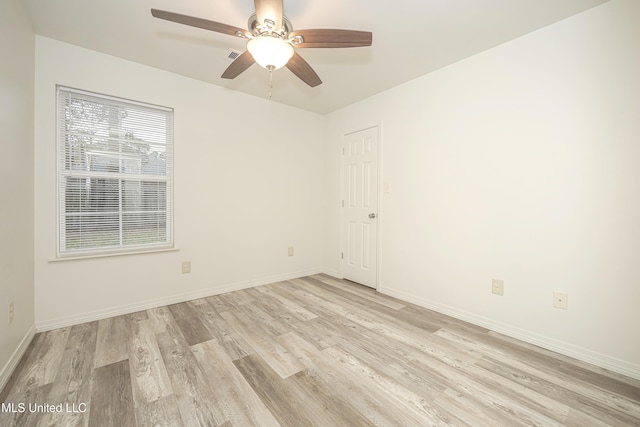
left=56, top=87, right=174, bottom=257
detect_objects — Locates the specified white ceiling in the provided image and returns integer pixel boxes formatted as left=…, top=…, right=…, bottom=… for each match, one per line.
left=24, top=0, right=609, bottom=114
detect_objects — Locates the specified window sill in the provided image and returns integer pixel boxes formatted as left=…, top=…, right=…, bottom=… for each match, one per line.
left=49, top=247, right=179, bottom=262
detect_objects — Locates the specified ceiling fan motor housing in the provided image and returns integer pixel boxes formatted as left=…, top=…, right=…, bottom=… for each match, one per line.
left=248, top=13, right=293, bottom=38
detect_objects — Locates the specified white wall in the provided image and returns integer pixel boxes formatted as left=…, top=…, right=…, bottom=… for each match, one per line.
left=34, top=37, right=325, bottom=329
left=0, top=0, right=36, bottom=389
left=324, top=0, right=640, bottom=378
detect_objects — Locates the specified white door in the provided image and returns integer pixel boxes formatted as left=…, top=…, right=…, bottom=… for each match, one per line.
left=342, top=127, right=378, bottom=288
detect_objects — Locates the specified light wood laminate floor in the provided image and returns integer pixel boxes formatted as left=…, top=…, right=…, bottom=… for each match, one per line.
left=1, top=275, right=639, bottom=426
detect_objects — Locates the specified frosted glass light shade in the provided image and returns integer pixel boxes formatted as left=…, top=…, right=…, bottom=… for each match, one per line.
left=247, top=36, right=294, bottom=70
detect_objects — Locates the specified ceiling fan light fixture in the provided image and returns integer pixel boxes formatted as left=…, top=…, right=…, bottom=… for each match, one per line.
left=247, top=36, right=294, bottom=70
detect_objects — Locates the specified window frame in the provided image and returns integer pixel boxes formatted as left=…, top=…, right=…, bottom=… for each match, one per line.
left=55, top=86, right=174, bottom=259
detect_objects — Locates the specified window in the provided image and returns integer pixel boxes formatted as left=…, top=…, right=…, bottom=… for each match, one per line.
left=56, top=87, right=174, bottom=257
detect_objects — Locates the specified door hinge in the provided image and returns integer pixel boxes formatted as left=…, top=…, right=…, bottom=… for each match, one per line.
left=341, top=252, right=344, bottom=259
left=342, top=147, right=345, bottom=155
left=341, top=200, right=344, bottom=207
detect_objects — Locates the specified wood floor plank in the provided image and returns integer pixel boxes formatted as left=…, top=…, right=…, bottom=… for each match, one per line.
left=37, top=321, right=98, bottom=427
left=311, top=274, right=406, bottom=309
left=6, top=328, right=69, bottom=394
left=272, top=333, right=378, bottom=427
left=88, top=359, right=136, bottom=427
left=287, top=317, right=340, bottom=351
left=248, top=294, right=309, bottom=329
left=128, top=318, right=173, bottom=404
left=236, top=301, right=292, bottom=337
left=147, top=306, right=185, bottom=338
left=204, top=294, right=236, bottom=313
left=405, top=351, right=567, bottom=426
left=191, top=339, right=281, bottom=427
left=187, top=299, right=254, bottom=361
left=565, top=407, right=616, bottom=427
left=487, top=330, right=640, bottom=402
left=133, top=395, right=185, bottom=427
left=457, top=357, right=571, bottom=423
left=441, top=325, right=640, bottom=423
left=187, top=298, right=254, bottom=361
left=156, top=331, right=225, bottom=427
left=476, top=356, right=640, bottom=426
left=433, top=328, right=574, bottom=422
left=297, top=276, right=444, bottom=334
left=433, top=386, right=531, bottom=427
left=290, top=279, right=483, bottom=369
left=0, top=383, right=53, bottom=427
left=322, top=343, right=454, bottom=425
left=399, top=302, right=488, bottom=335
left=331, top=329, right=450, bottom=398
left=94, top=315, right=130, bottom=368
left=168, top=302, right=213, bottom=346
left=149, top=304, right=226, bottom=426
left=233, top=353, right=328, bottom=427
left=219, top=308, right=303, bottom=378
left=0, top=337, right=38, bottom=405
left=252, top=284, right=318, bottom=321
left=277, top=331, right=430, bottom=426
left=218, top=289, right=256, bottom=308
left=315, top=310, right=453, bottom=376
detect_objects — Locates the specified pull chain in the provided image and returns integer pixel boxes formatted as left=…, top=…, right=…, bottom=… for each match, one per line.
left=266, top=64, right=275, bottom=99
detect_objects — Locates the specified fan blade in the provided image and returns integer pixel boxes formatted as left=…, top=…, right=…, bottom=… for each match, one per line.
left=221, top=51, right=256, bottom=79
left=289, top=29, right=372, bottom=48
left=151, top=9, right=249, bottom=38
left=254, top=0, right=283, bottom=31
left=286, top=52, right=322, bottom=87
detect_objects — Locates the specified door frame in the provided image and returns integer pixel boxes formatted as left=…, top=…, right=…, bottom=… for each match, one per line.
left=339, top=124, right=383, bottom=289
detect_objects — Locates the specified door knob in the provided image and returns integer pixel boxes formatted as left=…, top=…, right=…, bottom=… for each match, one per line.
left=368, top=213, right=376, bottom=219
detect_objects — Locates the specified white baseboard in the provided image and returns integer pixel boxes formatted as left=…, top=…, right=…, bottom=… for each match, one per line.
left=378, top=286, right=640, bottom=381
left=0, top=324, right=36, bottom=392
left=36, top=268, right=322, bottom=332
left=320, top=268, right=342, bottom=279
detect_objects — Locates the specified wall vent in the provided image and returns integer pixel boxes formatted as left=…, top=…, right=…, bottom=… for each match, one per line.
left=226, top=49, right=242, bottom=61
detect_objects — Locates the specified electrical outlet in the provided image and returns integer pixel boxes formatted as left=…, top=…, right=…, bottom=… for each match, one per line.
left=492, top=279, right=504, bottom=296
left=553, top=291, right=568, bottom=309
left=288, top=246, right=294, bottom=257
left=8, top=302, right=14, bottom=325
left=182, top=261, right=191, bottom=274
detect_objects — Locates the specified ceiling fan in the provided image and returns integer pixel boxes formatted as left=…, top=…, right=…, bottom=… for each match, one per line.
left=151, top=0, right=372, bottom=88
